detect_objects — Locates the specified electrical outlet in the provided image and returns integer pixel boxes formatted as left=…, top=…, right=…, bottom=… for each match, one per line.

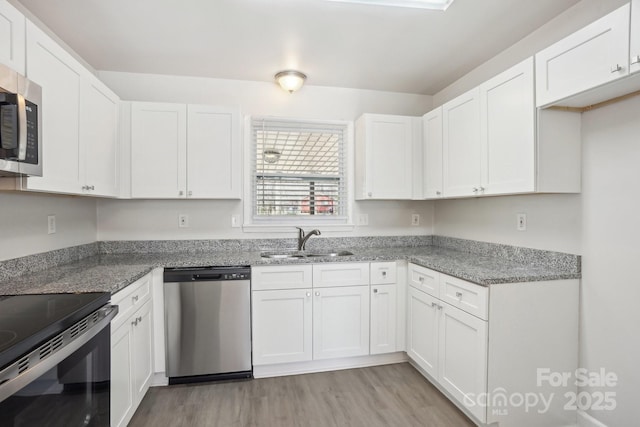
left=47, top=215, right=56, bottom=234
left=411, top=214, right=420, bottom=226
left=178, top=214, right=189, bottom=228
left=517, top=213, right=527, bottom=231
left=231, top=215, right=241, bottom=228
left=358, top=214, right=369, bottom=226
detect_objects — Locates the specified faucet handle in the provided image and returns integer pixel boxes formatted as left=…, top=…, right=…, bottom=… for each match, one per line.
left=295, top=227, right=305, bottom=237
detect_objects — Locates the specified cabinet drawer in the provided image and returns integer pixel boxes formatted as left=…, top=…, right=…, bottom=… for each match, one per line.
left=439, top=274, right=488, bottom=320
left=252, top=265, right=313, bottom=291
left=312, top=263, right=370, bottom=288
left=408, top=263, right=439, bottom=297
left=370, top=262, right=397, bottom=285
left=112, top=272, right=152, bottom=330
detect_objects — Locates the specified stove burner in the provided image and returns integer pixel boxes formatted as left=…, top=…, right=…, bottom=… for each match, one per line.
left=0, top=330, right=17, bottom=348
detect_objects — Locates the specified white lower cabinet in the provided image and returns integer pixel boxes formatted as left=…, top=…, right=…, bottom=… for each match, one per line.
left=370, top=284, right=397, bottom=355
left=110, top=273, right=154, bottom=427
left=407, top=263, right=579, bottom=427
left=313, top=285, right=370, bottom=360
left=252, top=262, right=401, bottom=373
left=252, top=288, right=313, bottom=365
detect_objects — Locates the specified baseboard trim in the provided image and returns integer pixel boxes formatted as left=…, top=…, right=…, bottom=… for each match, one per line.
left=577, top=410, right=608, bottom=427
left=150, top=372, right=168, bottom=387
left=253, top=352, right=408, bottom=378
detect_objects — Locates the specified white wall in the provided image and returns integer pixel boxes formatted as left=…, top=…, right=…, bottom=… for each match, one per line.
left=96, top=72, right=435, bottom=240
left=0, top=192, right=96, bottom=261
left=578, top=96, right=640, bottom=427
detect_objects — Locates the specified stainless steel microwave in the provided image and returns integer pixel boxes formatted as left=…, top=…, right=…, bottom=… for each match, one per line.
left=0, top=62, right=42, bottom=177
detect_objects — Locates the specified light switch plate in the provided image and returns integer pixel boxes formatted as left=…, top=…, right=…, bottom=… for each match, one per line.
left=411, top=214, right=420, bottom=226
left=47, top=215, right=56, bottom=234
left=517, top=213, right=527, bottom=231
left=179, top=214, right=189, bottom=228
left=358, top=214, right=369, bottom=226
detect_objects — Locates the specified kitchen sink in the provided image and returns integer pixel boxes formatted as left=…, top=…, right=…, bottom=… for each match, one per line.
left=260, top=250, right=354, bottom=259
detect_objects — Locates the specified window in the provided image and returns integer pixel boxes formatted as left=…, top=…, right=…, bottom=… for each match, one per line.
left=249, top=117, right=350, bottom=226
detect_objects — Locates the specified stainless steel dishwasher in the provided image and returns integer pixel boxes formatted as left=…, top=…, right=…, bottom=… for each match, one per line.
left=164, top=266, right=252, bottom=384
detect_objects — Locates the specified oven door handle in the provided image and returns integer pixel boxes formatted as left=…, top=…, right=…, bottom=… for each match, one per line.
left=0, top=305, right=118, bottom=403
left=16, top=94, right=27, bottom=161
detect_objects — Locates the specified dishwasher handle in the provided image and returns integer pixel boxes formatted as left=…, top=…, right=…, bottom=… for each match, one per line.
left=193, top=273, right=223, bottom=280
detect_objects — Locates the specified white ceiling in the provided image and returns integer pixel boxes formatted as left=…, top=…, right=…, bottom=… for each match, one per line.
left=15, top=0, right=580, bottom=95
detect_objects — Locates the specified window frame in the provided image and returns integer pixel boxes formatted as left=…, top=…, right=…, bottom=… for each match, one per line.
left=242, top=116, right=354, bottom=231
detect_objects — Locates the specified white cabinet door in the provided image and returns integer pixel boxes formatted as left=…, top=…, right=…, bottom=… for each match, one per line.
left=480, top=57, right=535, bottom=195
left=110, top=321, right=133, bottom=427
left=131, top=299, right=153, bottom=406
left=423, top=107, right=443, bottom=199
left=186, top=105, right=241, bottom=199
left=370, top=284, right=397, bottom=355
left=80, top=74, right=119, bottom=197
left=0, top=0, right=25, bottom=73
left=442, top=88, right=481, bottom=197
left=407, top=287, right=439, bottom=379
left=131, top=102, right=187, bottom=198
left=313, top=286, right=370, bottom=360
left=24, top=21, right=83, bottom=194
left=535, top=4, right=630, bottom=107
left=632, top=0, right=640, bottom=74
left=356, top=114, right=414, bottom=199
left=438, top=302, right=488, bottom=423
left=252, top=289, right=313, bottom=365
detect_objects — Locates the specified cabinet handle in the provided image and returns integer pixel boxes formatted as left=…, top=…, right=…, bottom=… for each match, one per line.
left=137, top=316, right=142, bottom=323
left=306, top=292, right=311, bottom=297
left=188, top=190, right=192, bottom=197
left=431, top=302, right=437, bottom=308
left=611, top=64, right=623, bottom=73
left=437, top=304, right=443, bottom=310
left=418, top=276, right=424, bottom=282
left=373, top=288, right=378, bottom=294
left=473, top=187, right=479, bottom=193
left=315, top=292, right=320, bottom=296
left=89, top=185, right=95, bottom=190
left=436, top=191, right=441, bottom=196
left=367, top=192, right=372, bottom=197
left=132, top=295, right=139, bottom=303
left=131, top=319, right=138, bottom=326
left=632, top=55, right=640, bottom=65
left=455, top=291, right=463, bottom=299
left=479, top=186, right=485, bottom=193
left=179, top=190, right=184, bottom=196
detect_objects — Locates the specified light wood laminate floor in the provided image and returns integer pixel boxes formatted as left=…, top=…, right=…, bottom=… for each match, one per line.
left=128, top=363, right=474, bottom=427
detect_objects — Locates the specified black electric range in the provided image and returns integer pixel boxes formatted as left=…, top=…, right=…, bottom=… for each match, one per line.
left=0, top=292, right=111, bottom=370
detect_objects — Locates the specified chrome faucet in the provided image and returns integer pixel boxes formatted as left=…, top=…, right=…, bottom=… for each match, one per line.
left=296, top=227, right=321, bottom=251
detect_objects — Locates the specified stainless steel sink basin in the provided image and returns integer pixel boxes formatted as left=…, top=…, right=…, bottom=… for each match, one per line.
left=306, top=250, right=354, bottom=257
left=260, top=250, right=354, bottom=259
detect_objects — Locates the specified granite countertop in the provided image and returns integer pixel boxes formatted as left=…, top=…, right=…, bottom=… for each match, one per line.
left=0, top=245, right=581, bottom=296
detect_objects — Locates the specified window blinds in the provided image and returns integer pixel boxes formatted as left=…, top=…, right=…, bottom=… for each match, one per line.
left=252, top=118, right=347, bottom=219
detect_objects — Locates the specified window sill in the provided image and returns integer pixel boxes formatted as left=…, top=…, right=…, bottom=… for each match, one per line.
left=241, top=223, right=355, bottom=233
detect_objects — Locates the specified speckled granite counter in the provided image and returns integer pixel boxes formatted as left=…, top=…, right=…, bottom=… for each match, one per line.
left=0, top=238, right=581, bottom=295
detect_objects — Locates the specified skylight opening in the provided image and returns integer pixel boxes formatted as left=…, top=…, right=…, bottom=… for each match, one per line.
left=322, top=0, right=455, bottom=11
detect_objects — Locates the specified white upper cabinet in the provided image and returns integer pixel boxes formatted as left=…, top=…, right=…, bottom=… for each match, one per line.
left=24, top=21, right=83, bottom=194
left=80, top=74, right=120, bottom=197
left=0, top=0, right=25, bottom=74
left=479, top=57, right=535, bottom=195
left=131, top=102, right=187, bottom=198
left=442, top=88, right=481, bottom=197
left=187, top=105, right=241, bottom=199
left=355, top=114, right=416, bottom=200
left=129, top=102, right=241, bottom=199
left=535, top=4, right=631, bottom=107
left=422, top=107, right=443, bottom=199
left=631, top=0, right=640, bottom=74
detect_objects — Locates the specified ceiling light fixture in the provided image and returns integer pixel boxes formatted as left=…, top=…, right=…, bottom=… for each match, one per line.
left=275, top=70, right=307, bottom=94
left=322, top=0, right=454, bottom=10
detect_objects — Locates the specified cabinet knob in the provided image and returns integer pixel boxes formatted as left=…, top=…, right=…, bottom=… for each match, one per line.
left=473, top=187, right=479, bottom=193
left=132, top=295, right=139, bottom=303
left=373, top=288, right=378, bottom=294
left=306, top=292, right=311, bottom=297
left=418, top=277, right=424, bottom=282
left=188, top=190, right=192, bottom=197
left=131, top=319, right=138, bottom=326
left=431, top=302, right=437, bottom=308
left=479, top=186, right=485, bottom=193
left=89, top=185, right=95, bottom=190
left=381, top=271, right=387, bottom=277
left=437, top=304, right=443, bottom=310
left=315, top=292, right=320, bottom=296
left=179, top=190, right=184, bottom=196
left=632, top=55, right=640, bottom=65
left=455, top=291, right=463, bottom=299
left=611, top=64, right=623, bottom=73
left=436, top=191, right=441, bottom=196
left=367, top=192, right=372, bottom=197
left=137, top=316, right=143, bottom=323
